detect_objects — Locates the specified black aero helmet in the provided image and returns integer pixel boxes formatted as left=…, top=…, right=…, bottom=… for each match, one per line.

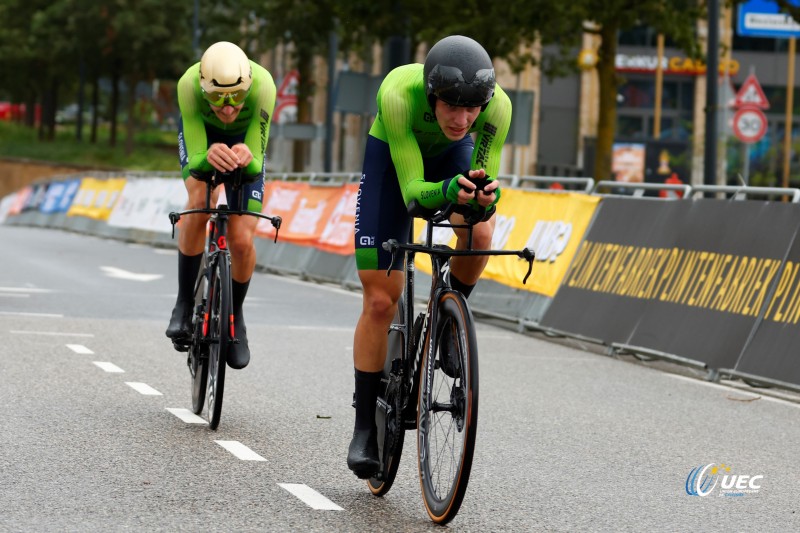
left=423, top=35, right=496, bottom=111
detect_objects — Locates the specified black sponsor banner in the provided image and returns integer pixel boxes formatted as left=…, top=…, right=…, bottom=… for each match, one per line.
left=540, top=198, right=687, bottom=344
left=541, top=198, right=800, bottom=376
left=735, top=233, right=800, bottom=386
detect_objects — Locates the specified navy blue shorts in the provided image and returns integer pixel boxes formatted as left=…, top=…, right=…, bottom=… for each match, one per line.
left=354, top=134, right=474, bottom=271
left=178, top=116, right=265, bottom=212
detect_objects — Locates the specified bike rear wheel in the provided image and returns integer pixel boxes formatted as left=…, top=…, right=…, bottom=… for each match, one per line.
left=417, top=290, right=479, bottom=524
left=369, top=298, right=408, bottom=496
left=206, top=256, right=230, bottom=430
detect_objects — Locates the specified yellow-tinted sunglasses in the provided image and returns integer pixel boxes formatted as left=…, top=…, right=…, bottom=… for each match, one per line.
left=202, top=88, right=249, bottom=108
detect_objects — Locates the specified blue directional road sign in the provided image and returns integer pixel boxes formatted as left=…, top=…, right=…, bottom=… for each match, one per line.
left=738, top=0, right=800, bottom=38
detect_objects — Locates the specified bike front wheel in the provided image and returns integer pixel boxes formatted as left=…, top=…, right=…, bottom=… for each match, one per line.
left=189, top=259, right=208, bottom=415
left=206, top=256, right=230, bottom=430
left=417, top=290, right=479, bottom=524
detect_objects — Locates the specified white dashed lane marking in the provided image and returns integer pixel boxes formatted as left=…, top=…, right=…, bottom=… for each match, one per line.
left=66, top=344, right=94, bottom=354
left=125, top=382, right=163, bottom=396
left=11, top=330, right=94, bottom=337
left=0, top=287, right=54, bottom=293
left=0, top=311, right=63, bottom=318
left=278, top=483, right=344, bottom=511
left=93, top=361, right=124, bottom=373
left=166, top=408, right=207, bottom=424
left=215, top=440, right=266, bottom=461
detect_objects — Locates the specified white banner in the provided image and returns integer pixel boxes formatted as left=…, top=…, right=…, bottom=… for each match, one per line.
left=108, top=178, right=187, bottom=233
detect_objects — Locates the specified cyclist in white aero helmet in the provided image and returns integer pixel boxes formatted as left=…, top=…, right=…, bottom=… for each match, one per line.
left=166, top=41, right=277, bottom=371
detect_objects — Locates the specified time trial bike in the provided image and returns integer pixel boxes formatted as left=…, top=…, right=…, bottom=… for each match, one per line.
left=366, top=197, right=534, bottom=524
left=169, top=168, right=281, bottom=429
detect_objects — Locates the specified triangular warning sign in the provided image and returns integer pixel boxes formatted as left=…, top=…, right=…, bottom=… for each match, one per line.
left=734, top=74, right=770, bottom=110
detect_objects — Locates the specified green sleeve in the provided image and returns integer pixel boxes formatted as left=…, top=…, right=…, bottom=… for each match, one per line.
left=471, top=85, right=512, bottom=178
left=381, top=95, right=447, bottom=209
left=242, top=64, right=277, bottom=176
left=377, top=65, right=451, bottom=210
left=177, top=64, right=214, bottom=178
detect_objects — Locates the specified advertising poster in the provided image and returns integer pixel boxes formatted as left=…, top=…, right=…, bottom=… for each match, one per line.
left=612, top=143, right=646, bottom=183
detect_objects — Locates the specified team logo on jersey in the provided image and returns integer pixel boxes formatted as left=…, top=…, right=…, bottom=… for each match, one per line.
left=475, top=122, right=496, bottom=168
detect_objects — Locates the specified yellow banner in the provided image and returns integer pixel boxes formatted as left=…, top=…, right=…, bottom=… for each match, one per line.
left=67, top=177, right=127, bottom=220
left=415, top=191, right=600, bottom=297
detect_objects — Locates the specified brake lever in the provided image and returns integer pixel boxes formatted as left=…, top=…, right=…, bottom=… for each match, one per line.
left=521, top=248, right=535, bottom=285
left=271, top=216, right=282, bottom=243
left=383, top=239, right=399, bottom=277
left=168, top=212, right=180, bottom=239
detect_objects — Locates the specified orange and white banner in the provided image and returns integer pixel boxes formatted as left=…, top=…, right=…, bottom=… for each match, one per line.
left=415, top=190, right=600, bottom=296
left=256, top=181, right=356, bottom=255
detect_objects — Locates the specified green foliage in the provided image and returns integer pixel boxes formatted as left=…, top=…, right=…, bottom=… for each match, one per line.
left=0, top=0, right=710, bottom=177
left=0, top=120, right=176, bottom=170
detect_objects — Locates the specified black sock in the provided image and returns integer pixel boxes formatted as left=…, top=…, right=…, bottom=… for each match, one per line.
left=232, top=278, right=251, bottom=318
left=353, top=369, right=382, bottom=430
left=450, top=273, right=476, bottom=299
left=177, top=252, right=203, bottom=302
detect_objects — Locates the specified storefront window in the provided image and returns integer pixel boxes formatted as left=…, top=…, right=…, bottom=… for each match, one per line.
left=619, top=80, right=653, bottom=108
left=618, top=26, right=681, bottom=48
left=616, top=75, right=694, bottom=141
left=618, top=115, right=646, bottom=139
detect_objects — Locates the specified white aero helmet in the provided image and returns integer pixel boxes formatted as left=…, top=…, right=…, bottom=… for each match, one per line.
left=199, top=41, right=253, bottom=107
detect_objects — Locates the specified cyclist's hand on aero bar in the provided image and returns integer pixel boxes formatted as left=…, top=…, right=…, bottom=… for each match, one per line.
left=444, top=169, right=501, bottom=212
left=206, top=143, right=242, bottom=172
left=231, top=143, right=254, bottom=168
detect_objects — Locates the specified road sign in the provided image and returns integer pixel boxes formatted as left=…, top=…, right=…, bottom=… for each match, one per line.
left=734, top=73, right=770, bottom=109
left=732, top=106, right=768, bottom=143
left=737, top=0, right=800, bottom=39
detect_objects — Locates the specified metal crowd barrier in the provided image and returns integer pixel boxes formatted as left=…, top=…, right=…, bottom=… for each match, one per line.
left=690, top=184, right=800, bottom=202
left=591, top=180, right=693, bottom=199
left=9, top=172, right=800, bottom=385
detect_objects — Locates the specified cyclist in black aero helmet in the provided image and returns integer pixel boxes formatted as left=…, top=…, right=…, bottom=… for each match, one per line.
left=424, top=35, right=497, bottom=110
left=347, top=35, right=512, bottom=478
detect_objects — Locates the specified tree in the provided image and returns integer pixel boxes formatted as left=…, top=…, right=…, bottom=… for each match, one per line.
left=235, top=0, right=341, bottom=172
left=96, top=0, right=192, bottom=153
left=776, top=0, right=800, bottom=21
left=329, top=0, right=707, bottom=181
left=543, top=2, right=706, bottom=181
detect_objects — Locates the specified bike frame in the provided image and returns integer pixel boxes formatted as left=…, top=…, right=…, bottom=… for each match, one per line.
left=387, top=212, right=534, bottom=426
left=168, top=171, right=282, bottom=424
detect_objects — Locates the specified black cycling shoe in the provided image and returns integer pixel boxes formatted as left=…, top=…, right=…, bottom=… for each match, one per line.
left=347, top=427, right=380, bottom=479
left=166, top=299, right=193, bottom=340
left=438, top=325, right=461, bottom=378
left=227, top=315, right=250, bottom=369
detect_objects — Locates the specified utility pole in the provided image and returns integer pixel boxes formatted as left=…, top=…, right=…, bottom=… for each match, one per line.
left=704, top=0, right=720, bottom=186
left=324, top=30, right=338, bottom=172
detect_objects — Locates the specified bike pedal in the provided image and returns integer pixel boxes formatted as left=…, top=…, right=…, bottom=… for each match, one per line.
left=172, top=340, right=191, bottom=352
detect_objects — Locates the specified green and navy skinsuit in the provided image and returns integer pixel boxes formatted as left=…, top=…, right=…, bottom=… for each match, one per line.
left=355, top=63, right=512, bottom=270
left=177, top=60, right=277, bottom=212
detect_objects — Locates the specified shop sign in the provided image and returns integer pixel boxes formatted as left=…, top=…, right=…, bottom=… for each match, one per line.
left=616, top=53, right=740, bottom=76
